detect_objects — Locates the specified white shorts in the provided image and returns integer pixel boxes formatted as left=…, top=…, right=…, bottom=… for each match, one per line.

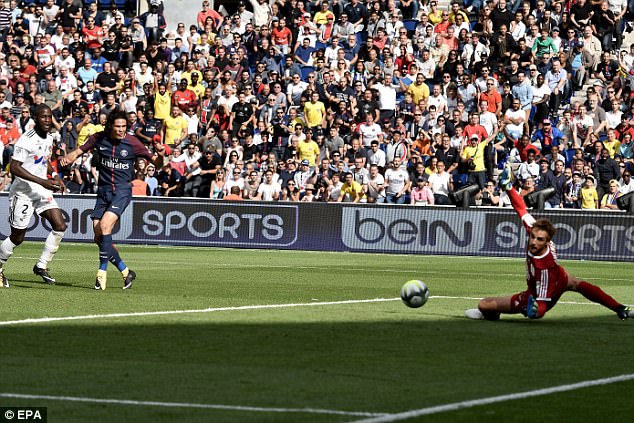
left=8, top=179, right=59, bottom=230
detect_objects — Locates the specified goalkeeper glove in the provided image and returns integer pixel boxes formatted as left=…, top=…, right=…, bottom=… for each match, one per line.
left=527, top=295, right=541, bottom=319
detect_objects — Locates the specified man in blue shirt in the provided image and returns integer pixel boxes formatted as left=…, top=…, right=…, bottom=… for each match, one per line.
left=532, top=119, right=564, bottom=156
left=294, top=37, right=315, bottom=67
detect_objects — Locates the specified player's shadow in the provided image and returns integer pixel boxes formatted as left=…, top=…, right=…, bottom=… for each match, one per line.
left=0, top=315, right=632, bottom=423
left=9, top=281, right=94, bottom=290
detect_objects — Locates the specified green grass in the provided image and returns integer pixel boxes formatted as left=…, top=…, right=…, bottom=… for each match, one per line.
left=1, top=243, right=633, bottom=422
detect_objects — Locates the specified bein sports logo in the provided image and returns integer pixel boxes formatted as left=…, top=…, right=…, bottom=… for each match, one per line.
left=135, top=202, right=299, bottom=247
left=341, top=208, right=483, bottom=253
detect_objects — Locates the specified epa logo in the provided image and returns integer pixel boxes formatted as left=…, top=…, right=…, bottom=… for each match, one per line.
left=1, top=407, right=47, bottom=422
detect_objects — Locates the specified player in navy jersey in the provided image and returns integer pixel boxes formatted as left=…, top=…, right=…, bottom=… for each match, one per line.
left=62, top=110, right=165, bottom=290
left=465, top=164, right=633, bottom=321
left=0, top=105, right=67, bottom=288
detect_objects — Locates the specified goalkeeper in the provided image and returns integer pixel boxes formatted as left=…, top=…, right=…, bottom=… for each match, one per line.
left=465, top=164, right=632, bottom=321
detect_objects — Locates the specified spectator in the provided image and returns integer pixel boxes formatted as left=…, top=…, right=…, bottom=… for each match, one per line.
left=427, top=160, right=453, bottom=204
left=580, top=175, right=599, bottom=209
left=157, top=163, right=183, bottom=197
left=337, top=171, right=365, bottom=202
left=384, top=157, right=410, bottom=204
left=410, top=177, right=434, bottom=206
left=599, top=179, right=621, bottom=209
left=255, top=169, right=282, bottom=201
left=594, top=148, right=621, bottom=200
left=461, top=134, right=491, bottom=189
left=162, top=105, right=188, bottom=148
left=224, top=185, right=244, bottom=201
left=619, top=171, right=633, bottom=195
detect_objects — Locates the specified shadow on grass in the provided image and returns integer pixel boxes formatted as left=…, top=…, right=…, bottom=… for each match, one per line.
left=6, top=279, right=95, bottom=290
left=1, top=314, right=633, bottom=423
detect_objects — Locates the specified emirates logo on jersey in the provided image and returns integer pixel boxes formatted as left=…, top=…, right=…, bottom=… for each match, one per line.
left=101, top=157, right=131, bottom=170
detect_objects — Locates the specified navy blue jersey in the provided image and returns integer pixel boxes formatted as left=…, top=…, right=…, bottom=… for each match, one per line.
left=81, top=132, right=153, bottom=192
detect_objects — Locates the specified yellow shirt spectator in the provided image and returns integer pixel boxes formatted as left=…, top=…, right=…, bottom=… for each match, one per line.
left=313, top=9, right=335, bottom=25
left=188, top=83, right=205, bottom=100
left=296, top=138, right=321, bottom=166
left=461, top=137, right=490, bottom=172
left=580, top=185, right=598, bottom=209
left=180, top=70, right=203, bottom=86
left=163, top=114, right=188, bottom=146
left=77, top=123, right=99, bottom=147
left=338, top=180, right=366, bottom=202
left=304, top=99, right=326, bottom=128
left=449, top=9, right=469, bottom=24
left=154, top=91, right=172, bottom=120
left=603, top=139, right=621, bottom=158
left=407, top=82, right=430, bottom=105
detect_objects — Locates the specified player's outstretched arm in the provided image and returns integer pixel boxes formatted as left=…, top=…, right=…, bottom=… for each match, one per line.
left=60, top=147, right=83, bottom=167
left=47, top=162, right=65, bottom=194
left=10, top=159, right=60, bottom=192
left=499, top=163, right=529, bottom=220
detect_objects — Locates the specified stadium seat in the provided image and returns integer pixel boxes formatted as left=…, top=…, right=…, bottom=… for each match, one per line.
left=300, top=66, right=315, bottom=82
left=99, top=0, right=127, bottom=12
left=403, top=19, right=418, bottom=34
left=565, top=149, right=576, bottom=165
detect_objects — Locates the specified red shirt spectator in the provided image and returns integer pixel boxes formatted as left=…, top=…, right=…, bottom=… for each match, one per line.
left=132, top=178, right=149, bottom=196
left=479, top=89, right=502, bottom=115
left=172, top=81, right=198, bottom=111
left=271, top=25, right=293, bottom=49
left=81, top=22, right=105, bottom=51
left=464, top=114, right=489, bottom=142
left=19, top=59, right=37, bottom=79
left=514, top=138, right=540, bottom=162
left=0, top=120, right=21, bottom=147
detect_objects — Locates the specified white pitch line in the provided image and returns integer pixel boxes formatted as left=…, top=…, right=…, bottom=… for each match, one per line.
left=350, top=373, right=634, bottom=423
left=0, top=298, right=401, bottom=326
left=0, top=393, right=387, bottom=417
left=0, top=296, right=604, bottom=327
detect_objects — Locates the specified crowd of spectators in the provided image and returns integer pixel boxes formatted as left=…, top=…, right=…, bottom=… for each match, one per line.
left=0, top=0, right=633, bottom=208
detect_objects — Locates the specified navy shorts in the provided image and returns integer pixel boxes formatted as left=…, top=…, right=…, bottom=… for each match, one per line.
left=92, top=189, right=132, bottom=220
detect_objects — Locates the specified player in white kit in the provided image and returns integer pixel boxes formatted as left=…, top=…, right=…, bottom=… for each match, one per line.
left=0, top=105, right=67, bottom=288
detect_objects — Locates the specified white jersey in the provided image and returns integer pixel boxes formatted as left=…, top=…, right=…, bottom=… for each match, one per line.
left=12, top=129, right=55, bottom=189
left=8, top=129, right=58, bottom=229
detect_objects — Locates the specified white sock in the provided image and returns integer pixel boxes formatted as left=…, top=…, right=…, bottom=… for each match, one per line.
left=0, top=237, right=17, bottom=267
left=36, top=230, right=65, bottom=269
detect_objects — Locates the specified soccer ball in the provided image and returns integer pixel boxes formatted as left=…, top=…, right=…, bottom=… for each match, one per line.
left=401, top=280, right=430, bottom=308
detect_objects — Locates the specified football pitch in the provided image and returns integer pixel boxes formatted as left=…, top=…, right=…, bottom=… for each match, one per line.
left=1, top=243, right=633, bottom=423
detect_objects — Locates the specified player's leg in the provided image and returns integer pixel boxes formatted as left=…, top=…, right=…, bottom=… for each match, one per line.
left=104, top=192, right=135, bottom=289
left=0, top=227, right=27, bottom=288
left=0, top=195, right=35, bottom=288
left=33, top=207, right=67, bottom=284
left=95, top=210, right=135, bottom=290
left=567, top=275, right=633, bottom=320
left=94, top=212, right=121, bottom=291
left=465, top=295, right=515, bottom=320
left=92, top=217, right=107, bottom=290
